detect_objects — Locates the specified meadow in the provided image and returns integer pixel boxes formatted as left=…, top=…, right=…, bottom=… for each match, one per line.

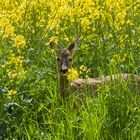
left=0, top=0, right=140, bottom=139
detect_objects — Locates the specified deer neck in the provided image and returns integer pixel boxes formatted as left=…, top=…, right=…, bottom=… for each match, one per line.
left=60, top=74, right=70, bottom=98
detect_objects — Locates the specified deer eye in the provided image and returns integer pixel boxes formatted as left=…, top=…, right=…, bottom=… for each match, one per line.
left=57, top=58, right=60, bottom=61
left=69, top=58, right=72, bottom=61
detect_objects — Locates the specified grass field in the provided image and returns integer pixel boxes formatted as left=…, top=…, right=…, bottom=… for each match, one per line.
left=0, top=0, right=140, bottom=139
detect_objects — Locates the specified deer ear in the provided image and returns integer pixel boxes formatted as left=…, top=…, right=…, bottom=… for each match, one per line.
left=49, top=41, right=59, bottom=50
left=68, top=36, right=80, bottom=54
left=49, top=41, right=60, bottom=55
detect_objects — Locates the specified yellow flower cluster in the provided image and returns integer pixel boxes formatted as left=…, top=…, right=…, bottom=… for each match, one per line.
left=4, top=25, right=15, bottom=37
left=0, top=0, right=137, bottom=38
left=13, top=35, right=26, bottom=49
left=0, top=17, right=15, bottom=38
left=80, top=65, right=91, bottom=78
left=111, top=54, right=127, bottom=65
left=7, top=89, right=17, bottom=99
left=66, top=68, right=79, bottom=81
left=3, top=55, right=26, bottom=83
left=81, top=17, right=91, bottom=31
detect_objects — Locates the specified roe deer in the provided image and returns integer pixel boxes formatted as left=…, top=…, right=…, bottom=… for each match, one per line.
left=50, top=37, right=140, bottom=99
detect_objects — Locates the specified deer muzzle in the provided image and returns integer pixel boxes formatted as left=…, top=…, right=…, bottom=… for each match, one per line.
left=61, top=61, right=68, bottom=74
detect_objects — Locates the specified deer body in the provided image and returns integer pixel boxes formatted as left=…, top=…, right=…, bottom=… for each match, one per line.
left=72, top=73, right=140, bottom=90
left=50, top=37, right=140, bottom=99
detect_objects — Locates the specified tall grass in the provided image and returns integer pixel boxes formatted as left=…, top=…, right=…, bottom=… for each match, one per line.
left=0, top=0, right=140, bottom=139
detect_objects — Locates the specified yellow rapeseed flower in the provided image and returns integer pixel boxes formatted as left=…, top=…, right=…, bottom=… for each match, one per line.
left=0, top=17, right=10, bottom=27
left=80, top=65, right=87, bottom=72
left=79, top=65, right=91, bottom=78
left=4, top=25, right=15, bottom=38
left=126, top=20, right=134, bottom=26
left=13, top=35, right=26, bottom=49
left=6, top=55, right=23, bottom=67
left=111, top=54, right=126, bottom=65
left=49, top=36, right=58, bottom=44
left=66, top=68, right=79, bottom=81
left=116, top=11, right=126, bottom=25
left=47, top=18, right=60, bottom=30
left=81, top=17, right=91, bottom=30
left=5, top=55, right=26, bottom=82
left=7, top=89, right=17, bottom=99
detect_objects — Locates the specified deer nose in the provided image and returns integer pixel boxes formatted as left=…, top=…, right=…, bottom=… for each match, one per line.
left=61, top=64, right=68, bottom=74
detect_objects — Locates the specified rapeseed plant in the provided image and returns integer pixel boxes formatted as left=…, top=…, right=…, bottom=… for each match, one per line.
left=7, top=89, right=17, bottom=99
left=0, top=0, right=140, bottom=139
left=66, top=68, right=79, bottom=81
left=111, top=54, right=127, bottom=65
left=5, top=55, right=26, bottom=82
left=3, top=25, right=15, bottom=38
left=80, top=65, right=91, bottom=78
left=13, top=35, right=26, bottom=49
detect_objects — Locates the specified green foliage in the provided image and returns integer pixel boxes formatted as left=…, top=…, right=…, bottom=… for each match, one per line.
left=0, top=0, right=140, bottom=139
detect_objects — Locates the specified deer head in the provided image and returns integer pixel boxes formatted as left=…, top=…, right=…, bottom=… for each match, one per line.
left=49, top=36, right=80, bottom=75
